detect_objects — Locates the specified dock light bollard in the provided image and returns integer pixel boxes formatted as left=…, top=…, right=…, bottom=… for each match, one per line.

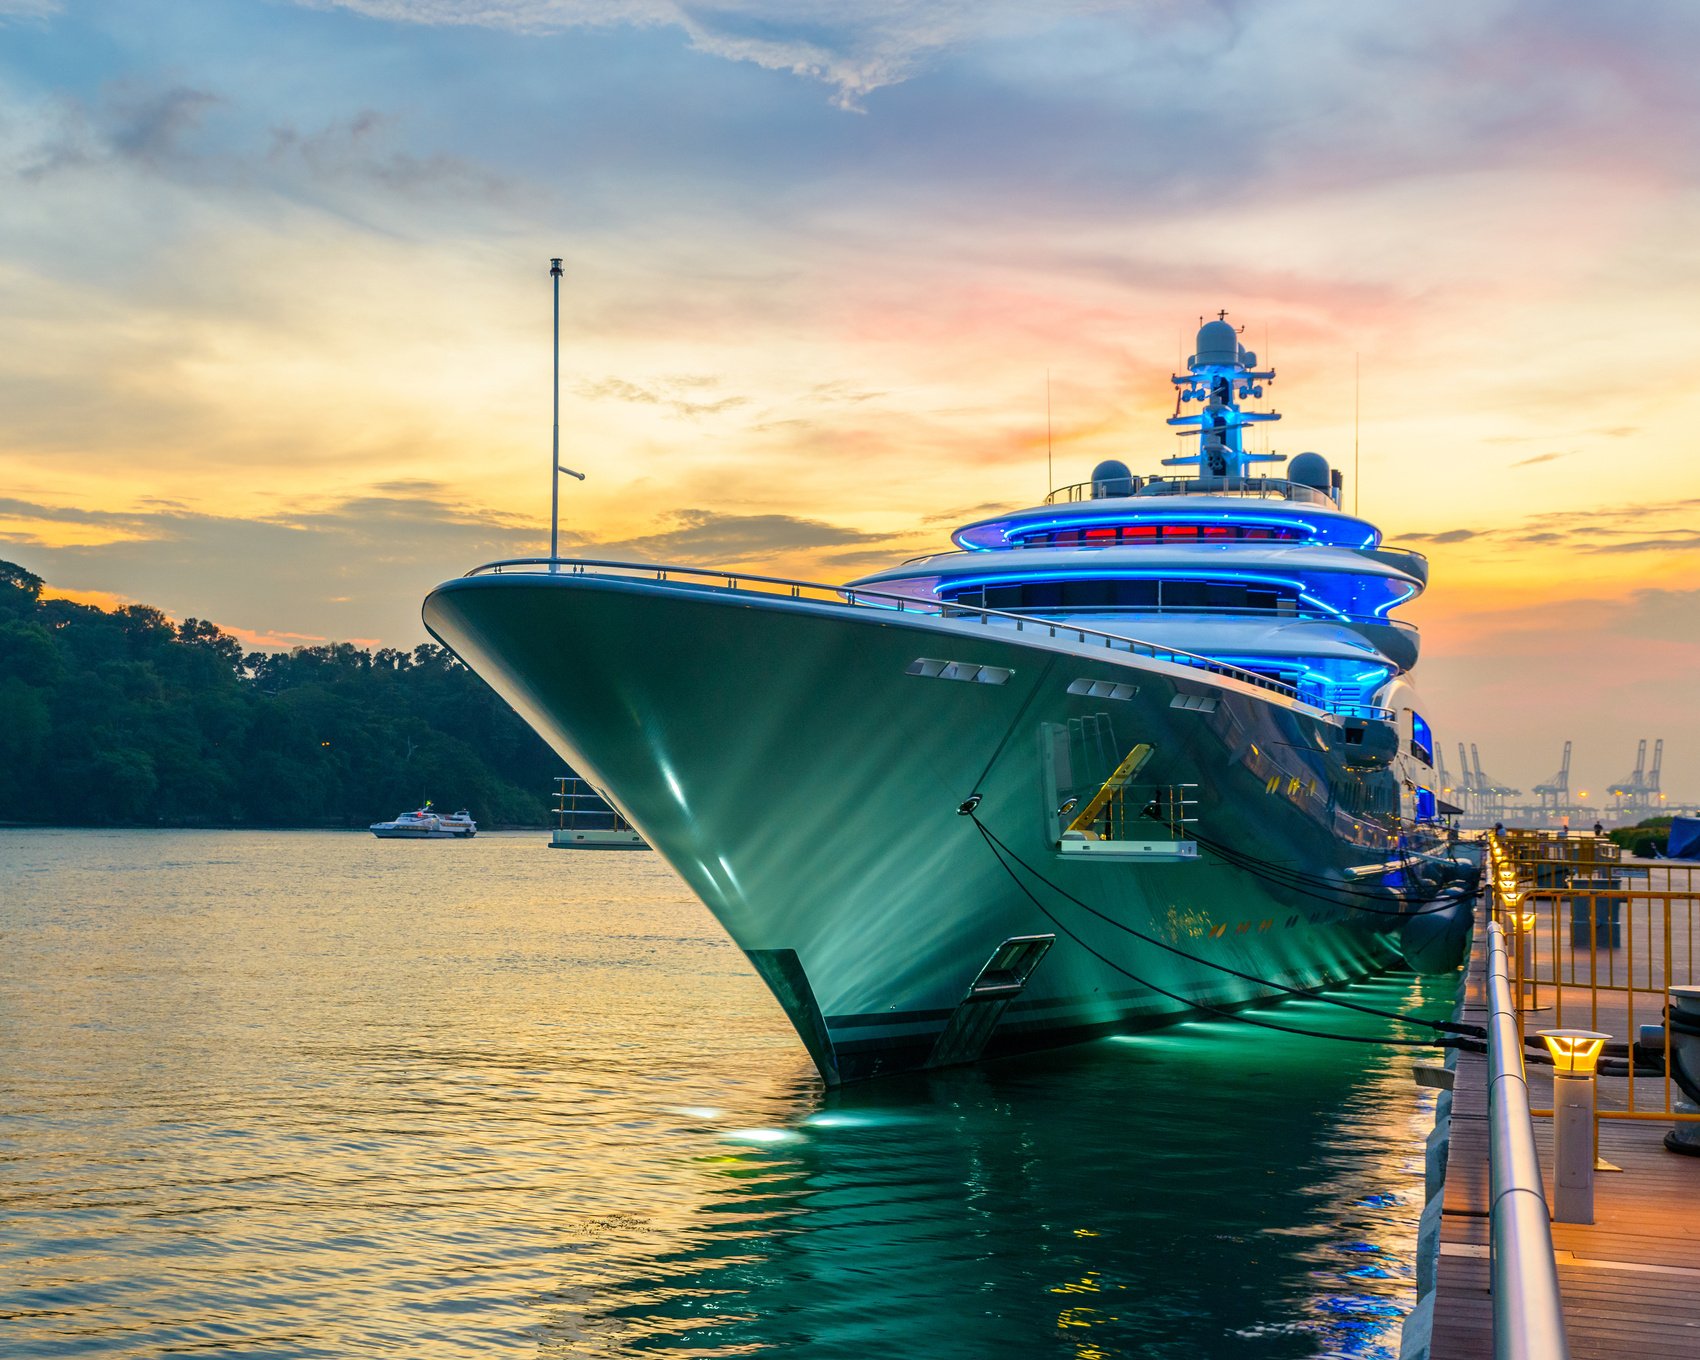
left=1539, top=1029, right=1609, bottom=1224
left=1515, top=906, right=1538, bottom=1008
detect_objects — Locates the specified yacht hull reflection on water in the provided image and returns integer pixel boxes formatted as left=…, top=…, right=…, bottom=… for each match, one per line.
left=423, top=570, right=1405, bottom=1084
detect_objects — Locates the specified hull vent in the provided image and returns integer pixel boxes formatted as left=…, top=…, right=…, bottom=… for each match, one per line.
left=1068, top=678, right=1138, bottom=700
left=906, top=657, right=1014, bottom=685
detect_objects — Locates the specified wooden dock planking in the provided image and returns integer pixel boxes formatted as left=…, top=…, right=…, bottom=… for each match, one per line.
left=1426, top=904, right=1700, bottom=1360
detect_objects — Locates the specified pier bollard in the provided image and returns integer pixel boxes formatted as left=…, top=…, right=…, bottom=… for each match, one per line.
left=1539, top=1030, right=1608, bottom=1224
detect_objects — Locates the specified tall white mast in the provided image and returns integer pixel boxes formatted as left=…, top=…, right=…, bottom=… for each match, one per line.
left=548, top=257, right=585, bottom=569
left=550, top=258, right=563, bottom=566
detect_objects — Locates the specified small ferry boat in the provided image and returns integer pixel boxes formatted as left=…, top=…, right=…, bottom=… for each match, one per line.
left=369, top=803, right=477, bottom=839
left=550, top=777, right=648, bottom=850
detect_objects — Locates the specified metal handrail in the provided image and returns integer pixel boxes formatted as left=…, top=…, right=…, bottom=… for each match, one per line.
left=1485, top=920, right=1572, bottom=1360
left=1043, top=475, right=1337, bottom=506
left=458, top=557, right=1397, bottom=721
left=899, top=542, right=1431, bottom=578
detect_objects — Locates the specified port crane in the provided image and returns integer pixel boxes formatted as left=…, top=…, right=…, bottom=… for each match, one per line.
left=1533, top=741, right=1572, bottom=811
left=1471, top=743, right=1519, bottom=819
left=1608, top=738, right=1664, bottom=816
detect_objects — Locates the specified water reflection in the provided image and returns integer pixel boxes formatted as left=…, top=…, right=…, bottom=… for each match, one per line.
left=1, top=831, right=1441, bottom=1359
left=581, top=1009, right=1439, bottom=1360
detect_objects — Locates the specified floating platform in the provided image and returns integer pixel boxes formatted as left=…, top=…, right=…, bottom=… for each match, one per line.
left=549, top=827, right=648, bottom=850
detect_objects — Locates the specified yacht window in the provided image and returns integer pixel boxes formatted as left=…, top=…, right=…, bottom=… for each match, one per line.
left=1010, top=523, right=1307, bottom=548
left=942, top=578, right=1295, bottom=614
left=1411, top=712, right=1434, bottom=766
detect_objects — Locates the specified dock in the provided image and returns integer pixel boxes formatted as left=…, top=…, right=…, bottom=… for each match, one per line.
left=1412, top=837, right=1700, bottom=1359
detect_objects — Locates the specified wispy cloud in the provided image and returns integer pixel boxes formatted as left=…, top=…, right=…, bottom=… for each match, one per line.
left=0, top=1, right=62, bottom=22
left=576, top=376, right=748, bottom=419
left=1397, top=499, right=1700, bottom=554
left=585, top=507, right=894, bottom=565
left=1400, top=528, right=1481, bottom=545
left=19, top=84, right=223, bottom=180
left=265, top=109, right=509, bottom=198
left=296, top=0, right=1056, bottom=108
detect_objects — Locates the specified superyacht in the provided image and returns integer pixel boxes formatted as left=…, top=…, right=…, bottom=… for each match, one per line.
left=424, top=315, right=1461, bottom=1082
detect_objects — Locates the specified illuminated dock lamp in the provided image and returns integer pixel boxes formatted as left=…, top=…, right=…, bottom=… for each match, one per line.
left=1539, top=1029, right=1609, bottom=1224
left=1513, top=906, right=1541, bottom=1007
left=1496, top=871, right=1525, bottom=927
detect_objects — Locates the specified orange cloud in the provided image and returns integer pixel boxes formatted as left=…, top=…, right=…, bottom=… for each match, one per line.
left=40, top=584, right=136, bottom=611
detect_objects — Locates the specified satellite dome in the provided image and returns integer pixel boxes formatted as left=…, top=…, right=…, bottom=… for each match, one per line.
left=1193, top=319, right=1239, bottom=366
left=1288, top=451, right=1330, bottom=490
left=1090, top=459, right=1136, bottom=498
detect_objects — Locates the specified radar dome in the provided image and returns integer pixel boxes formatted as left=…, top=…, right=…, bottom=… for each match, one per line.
left=1193, top=319, right=1239, bottom=366
left=1090, top=459, right=1136, bottom=498
left=1288, top=451, right=1330, bottom=490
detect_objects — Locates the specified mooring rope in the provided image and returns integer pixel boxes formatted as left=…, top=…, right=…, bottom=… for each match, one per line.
left=968, top=813, right=1482, bottom=1038
left=1179, top=824, right=1482, bottom=917
left=966, top=815, right=1465, bottom=1050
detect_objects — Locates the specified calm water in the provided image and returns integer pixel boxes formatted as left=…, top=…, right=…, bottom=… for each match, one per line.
left=1, top=830, right=1446, bottom=1359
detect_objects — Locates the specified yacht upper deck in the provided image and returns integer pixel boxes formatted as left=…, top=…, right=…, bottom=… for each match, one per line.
left=950, top=488, right=1383, bottom=552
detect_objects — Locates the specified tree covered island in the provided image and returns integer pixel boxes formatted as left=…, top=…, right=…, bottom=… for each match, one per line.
left=0, top=560, right=560, bottom=827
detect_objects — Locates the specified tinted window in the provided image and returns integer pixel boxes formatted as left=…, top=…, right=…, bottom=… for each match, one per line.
left=1411, top=712, right=1434, bottom=765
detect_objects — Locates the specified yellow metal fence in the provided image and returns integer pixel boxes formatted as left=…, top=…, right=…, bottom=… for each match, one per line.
left=1487, top=829, right=1700, bottom=1124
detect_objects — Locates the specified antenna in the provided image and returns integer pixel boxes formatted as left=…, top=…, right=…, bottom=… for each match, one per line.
left=548, top=257, right=585, bottom=571
left=1046, top=369, right=1053, bottom=495
left=1353, top=351, right=1360, bottom=515
left=550, top=257, right=563, bottom=567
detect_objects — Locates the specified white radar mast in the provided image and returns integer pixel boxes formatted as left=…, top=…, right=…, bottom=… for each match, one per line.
left=1164, top=310, right=1283, bottom=480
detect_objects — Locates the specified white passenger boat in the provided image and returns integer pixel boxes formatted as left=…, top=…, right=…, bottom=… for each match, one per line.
left=369, top=803, right=477, bottom=839
left=424, top=314, right=1469, bottom=1082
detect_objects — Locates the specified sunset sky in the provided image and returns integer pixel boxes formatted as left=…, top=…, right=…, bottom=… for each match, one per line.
left=3, top=1, right=1698, bottom=802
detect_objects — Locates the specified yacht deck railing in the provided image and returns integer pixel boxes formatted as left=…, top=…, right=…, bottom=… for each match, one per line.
left=902, top=542, right=1430, bottom=569
left=1044, top=474, right=1336, bottom=506
left=460, top=557, right=1396, bottom=721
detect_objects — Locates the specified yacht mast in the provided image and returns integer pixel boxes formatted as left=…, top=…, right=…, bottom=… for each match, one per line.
left=550, top=257, right=562, bottom=565
left=1165, top=309, right=1282, bottom=480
